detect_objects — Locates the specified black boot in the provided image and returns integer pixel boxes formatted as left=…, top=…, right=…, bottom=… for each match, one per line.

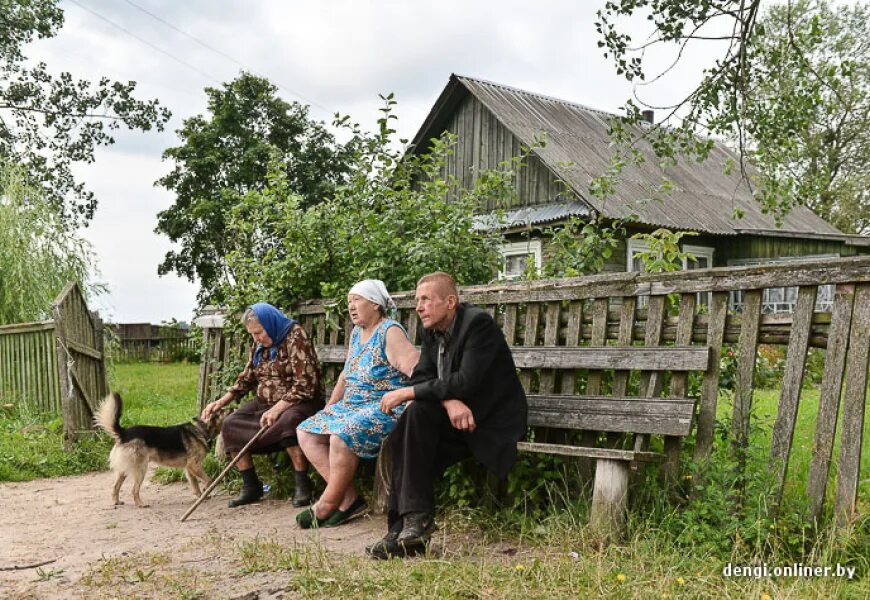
left=228, top=468, right=263, bottom=508
left=292, top=470, right=313, bottom=507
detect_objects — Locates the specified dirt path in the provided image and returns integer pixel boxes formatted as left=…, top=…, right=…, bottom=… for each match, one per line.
left=0, top=469, right=388, bottom=599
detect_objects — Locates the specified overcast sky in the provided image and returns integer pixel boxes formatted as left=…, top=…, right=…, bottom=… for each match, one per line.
left=26, top=0, right=726, bottom=324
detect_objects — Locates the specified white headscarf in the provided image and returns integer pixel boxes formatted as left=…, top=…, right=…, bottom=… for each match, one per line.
left=349, top=279, right=397, bottom=316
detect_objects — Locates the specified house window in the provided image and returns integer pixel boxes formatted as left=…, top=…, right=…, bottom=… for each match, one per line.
left=727, top=255, right=838, bottom=313
left=627, top=239, right=715, bottom=307
left=499, top=240, right=542, bottom=280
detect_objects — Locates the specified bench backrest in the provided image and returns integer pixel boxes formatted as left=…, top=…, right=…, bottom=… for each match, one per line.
left=314, top=343, right=709, bottom=438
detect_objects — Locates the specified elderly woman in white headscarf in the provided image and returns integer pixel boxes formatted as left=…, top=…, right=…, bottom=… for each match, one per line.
left=295, top=279, right=419, bottom=528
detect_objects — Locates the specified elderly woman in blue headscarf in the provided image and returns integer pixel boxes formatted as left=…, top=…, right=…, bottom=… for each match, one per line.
left=201, top=303, right=324, bottom=508
left=295, top=280, right=419, bottom=528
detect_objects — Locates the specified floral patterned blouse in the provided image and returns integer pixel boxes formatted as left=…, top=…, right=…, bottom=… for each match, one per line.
left=227, top=324, right=322, bottom=405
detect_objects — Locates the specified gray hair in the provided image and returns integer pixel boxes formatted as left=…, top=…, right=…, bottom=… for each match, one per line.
left=241, top=308, right=260, bottom=326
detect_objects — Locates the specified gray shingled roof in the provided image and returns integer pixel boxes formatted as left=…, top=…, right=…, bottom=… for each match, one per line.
left=414, top=75, right=845, bottom=237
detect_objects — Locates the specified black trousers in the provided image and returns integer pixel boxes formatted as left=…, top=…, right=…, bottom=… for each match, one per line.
left=387, top=400, right=471, bottom=527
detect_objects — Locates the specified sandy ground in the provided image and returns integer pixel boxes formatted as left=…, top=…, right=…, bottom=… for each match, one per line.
left=0, top=469, right=389, bottom=599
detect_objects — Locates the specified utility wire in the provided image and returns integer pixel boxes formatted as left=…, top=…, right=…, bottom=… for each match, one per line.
left=66, top=0, right=223, bottom=85
left=121, top=0, right=332, bottom=114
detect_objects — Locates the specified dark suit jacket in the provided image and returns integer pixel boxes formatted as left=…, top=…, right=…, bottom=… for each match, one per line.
left=409, top=303, right=527, bottom=478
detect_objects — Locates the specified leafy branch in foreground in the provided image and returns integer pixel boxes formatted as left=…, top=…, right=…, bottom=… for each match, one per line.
left=596, top=0, right=870, bottom=227
left=1, top=0, right=171, bottom=225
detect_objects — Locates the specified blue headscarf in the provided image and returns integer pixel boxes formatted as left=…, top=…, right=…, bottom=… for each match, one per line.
left=249, top=303, right=296, bottom=367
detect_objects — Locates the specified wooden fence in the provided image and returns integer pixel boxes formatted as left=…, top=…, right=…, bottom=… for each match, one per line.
left=0, top=320, right=61, bottom=413
left=196, top=256, right=870, bottom=528
left=0, top=283, right=109, bottom=445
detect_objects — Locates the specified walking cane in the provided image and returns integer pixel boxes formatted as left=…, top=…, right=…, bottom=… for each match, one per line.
left=181, top=424, right=269, bottom=522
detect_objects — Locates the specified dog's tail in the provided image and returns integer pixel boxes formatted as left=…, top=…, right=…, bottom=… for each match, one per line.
left=95, top=393, right=125, bottom=443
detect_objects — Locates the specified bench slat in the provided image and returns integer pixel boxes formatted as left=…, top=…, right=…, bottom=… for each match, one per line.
left=517, top=441, right=666, bottom=463
left=527, top=394, right=696, bottom=436
left=316, top=344, right=711, bottom=371
left=511, top=346, right=710, bottom=371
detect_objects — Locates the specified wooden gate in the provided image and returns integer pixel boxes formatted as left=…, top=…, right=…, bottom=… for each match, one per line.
left=52, top=282, right=109, bottom=445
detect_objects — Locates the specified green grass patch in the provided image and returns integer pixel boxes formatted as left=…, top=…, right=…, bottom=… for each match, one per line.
left=0, top=362, right=200, bottom=482
left=234, top=532, right=869, bottom=599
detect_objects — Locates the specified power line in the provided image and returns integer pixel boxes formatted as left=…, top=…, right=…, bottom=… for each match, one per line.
left=121, top=0, right=332, bottom=114
left=66, top=0, right=223, bottom=85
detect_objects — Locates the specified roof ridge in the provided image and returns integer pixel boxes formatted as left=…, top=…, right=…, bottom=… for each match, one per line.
left=454, top=74, right=618, bottom=120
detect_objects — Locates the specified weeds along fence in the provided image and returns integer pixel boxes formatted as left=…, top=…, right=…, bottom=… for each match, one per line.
left=0, top=282, right=108, bottom=445
left=196, top=256, right=870, bottom=528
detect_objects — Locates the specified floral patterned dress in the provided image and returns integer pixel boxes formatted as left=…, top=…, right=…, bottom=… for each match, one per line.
left=298, top=319, right=408, bottom=459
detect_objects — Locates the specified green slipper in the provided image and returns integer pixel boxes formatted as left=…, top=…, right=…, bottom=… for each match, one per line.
left=323, top=497, right=369, bottom=528
left=296, top=506, right=334, bottom=529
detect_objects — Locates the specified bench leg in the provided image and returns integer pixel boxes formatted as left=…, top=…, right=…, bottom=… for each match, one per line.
left=590, top=459, right=629, bottom=543
left=372, top=442, right=392, bottom=514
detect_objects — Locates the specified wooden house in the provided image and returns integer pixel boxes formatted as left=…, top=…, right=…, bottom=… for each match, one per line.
left=408, top=75, right=870, bottom=312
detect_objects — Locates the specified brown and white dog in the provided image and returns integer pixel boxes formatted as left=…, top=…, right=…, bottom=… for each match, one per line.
left=94, top=393, right=225, bottom=507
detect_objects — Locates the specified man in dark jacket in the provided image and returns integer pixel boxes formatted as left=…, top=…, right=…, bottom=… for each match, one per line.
left=368, top=272, right=527, bottom=558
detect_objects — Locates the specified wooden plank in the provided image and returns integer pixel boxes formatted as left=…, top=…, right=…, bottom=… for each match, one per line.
left=0, top=320, right=56, bottom=335
left=510, top=346, right=709, bottom=371
left=586, top=298, right=609, bottom=395
left=731, top=290, right=762, bottom=460
left=502, top=304, right=518, bottom=346
left=559, top=301, right=583, bottom=393
left=526, top=394, right=696, bottom=436
left=611, top=297, right=636, bottom=396
left=539, top=302, right=561, bottom=393
left=769, top=286, right=816, bottom=502
left=639, top=295, right=667, bottom=398
left=663, top=293, right=696, bottom=482
left=834, top=284, right=870, bottom=528
left=693, top=292, right=728, bottom=462
left=517, top=441, right=665, bottom=463
left=66, top=339, right=101, bottom=360
left=806, top=284, right=855, bottom=523
left=518, top=303, right=540, bottom=391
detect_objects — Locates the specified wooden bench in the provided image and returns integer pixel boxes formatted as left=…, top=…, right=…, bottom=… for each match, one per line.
left=315, top=342, right=709, bottom=539
left=513, top=345, right=709, bottom=541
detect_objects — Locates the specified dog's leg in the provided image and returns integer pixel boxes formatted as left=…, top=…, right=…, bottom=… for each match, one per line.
left=131, top=464, right=149, bottom=508
left=187, top=460, right=212, bottom=493
left=184, top=466, right=204, bottom=497
left=112, top=473, right=127, bottom=506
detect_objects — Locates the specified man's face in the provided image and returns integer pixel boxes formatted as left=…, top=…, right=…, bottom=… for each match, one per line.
left=245, top=322, right=273, bottom=348
left=415, top=281, right=456, bottom=331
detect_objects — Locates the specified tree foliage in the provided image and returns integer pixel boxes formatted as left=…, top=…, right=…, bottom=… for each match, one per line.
left=155, top=73, right=363, bottom=301
left=596, top=0, right=870, bottom=228
left=0, top=161, right=101, bottom=325
left=1, top=0, right=170, bottom=224
left=746, top=0, right=870, bottom=233
left=218, top=96, right=513, bottom=318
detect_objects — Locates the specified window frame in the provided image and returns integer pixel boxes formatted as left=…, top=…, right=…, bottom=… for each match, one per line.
left=499, top=240, right=543, bottom=280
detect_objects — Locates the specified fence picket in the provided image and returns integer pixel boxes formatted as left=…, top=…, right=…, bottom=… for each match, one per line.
left=834, top=284, right=870, bottom=527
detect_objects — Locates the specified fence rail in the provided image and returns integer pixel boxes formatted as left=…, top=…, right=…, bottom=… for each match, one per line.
left=196, top=256, right=870, bottom=529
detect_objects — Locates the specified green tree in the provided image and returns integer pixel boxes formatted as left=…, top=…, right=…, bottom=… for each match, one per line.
left=746, top=0, right=870, bottom=233
left=218, top=96, right=513, bottom=317
left=155, top=72, right=362, bottom=301
left=1, top=0, right=170, bottom=224
left=0, top=161, right=102, bottom=324
left=596, top=0, right=869, bottom=226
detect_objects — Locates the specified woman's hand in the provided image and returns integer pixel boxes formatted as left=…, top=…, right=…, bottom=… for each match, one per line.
left=380, top=387, right=413, bottom=414
left=201, top=394, right=230, bottom=420
left=260, top=401, right=287, bottom=428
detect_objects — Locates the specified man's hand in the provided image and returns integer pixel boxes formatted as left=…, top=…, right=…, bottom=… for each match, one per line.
left=442, top=399, right=476, bottom=432
left=260, top=402, right=286, bottom=428
left=380, top=388, right=412, bottom=414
